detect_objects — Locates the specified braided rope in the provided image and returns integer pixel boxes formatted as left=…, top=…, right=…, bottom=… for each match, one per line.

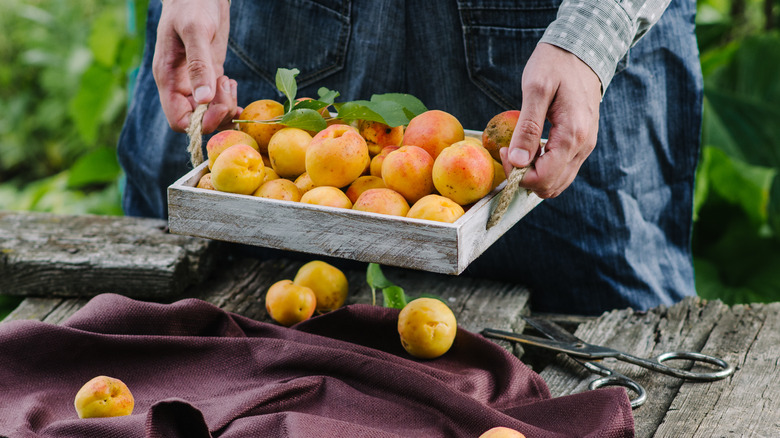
left=486, top=166, right=530, bottom=230
left=186, top=103, right=209, bottom=168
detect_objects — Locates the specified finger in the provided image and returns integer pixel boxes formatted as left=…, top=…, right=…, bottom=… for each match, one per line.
left=178, top=21, right=217, bottom=104
left=201, top=76, right=237, bottom=133
left=506, top=81, right=554, bottom=169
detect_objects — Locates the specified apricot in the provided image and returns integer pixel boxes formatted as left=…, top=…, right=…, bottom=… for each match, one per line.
left=353, top=188, right=410, bottom=217
left=261, top=166, right=280, bottom=185
left=196, top=172, right=215, bottom=190
left=300, top=186, right=353, bottom=209
left=238, top=99, right=285, bottom=154
left=306, top=124, right=370, bottom=188
left=293, top=260, right=349, bottom=312
left=268, top=127, right=312, bottom=179
left=482, top=110, right=520, bottom=161
left=407, top=194, right=465, bottom=223
left=402, top=109, right=464, bottom=159
left=432, top=140, right=494, bottom=205
left=491, top=159, right=507, bottom=190
left=369, top=145, right=400, bottom=178
left=253, top=178, right=302, bottom=202
left=381, top=145, right=435, bottom=204
left=294, top=172, right=316, bottom=195
left=479, top=427, right=526, bottom=438
left=210, top=143, right=266, bottom=195
left=358, top=119, right=404, bottom=156
left=345, top=175, right=386, bottom=204
left=397, top=298, right=457, bottom=359
left=74, top=375, right=134, bottom=419
left=206, top=130, right=259, bottom=170
left=265, top=279, right=317, bottom=326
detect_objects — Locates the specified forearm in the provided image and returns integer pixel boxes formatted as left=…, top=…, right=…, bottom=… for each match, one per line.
left=540, top=0, right=671, bottom=92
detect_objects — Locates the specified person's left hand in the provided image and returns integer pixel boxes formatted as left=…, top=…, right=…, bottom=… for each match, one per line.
left=499, top=43, right=602, bottom=199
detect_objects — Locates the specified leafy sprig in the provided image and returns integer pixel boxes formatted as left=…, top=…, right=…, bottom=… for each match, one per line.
left=233, top=68, right=428, bottom=133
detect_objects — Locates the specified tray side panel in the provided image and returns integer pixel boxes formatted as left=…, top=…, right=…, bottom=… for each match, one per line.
left=168, top=184, right=462, bottom=274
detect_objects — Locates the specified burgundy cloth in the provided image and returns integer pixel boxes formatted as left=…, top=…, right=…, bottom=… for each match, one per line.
left=0, top=294, right=634, bottom=437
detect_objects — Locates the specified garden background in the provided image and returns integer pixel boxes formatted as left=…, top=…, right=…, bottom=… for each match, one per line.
left=1, top=0, right=778, bottom=316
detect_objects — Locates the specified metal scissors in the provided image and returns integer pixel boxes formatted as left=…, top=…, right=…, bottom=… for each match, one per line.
left=482, top=316, right=735, bottom=408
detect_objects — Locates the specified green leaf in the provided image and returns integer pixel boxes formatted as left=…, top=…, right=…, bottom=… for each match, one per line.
left=706, top=146, right=775, bottom=226
left=317, top=87, right=340, bottom=105
left=275, top=68, right=300, bottom=111
left=382, top=286, right=409, bottom=309
left=88, top=9, right=123, bottom=67
left=68, top=64, right=118, bottom=145
left=279, top=108, right=327, bottom=132
left=366, top=263, right=395, bottom=290
left=371, top=93, right=428, bottom=120
left=693, top=146, right=711, bottom=222
left=768, top=174, right=780, bottom=239
left=67, top=146, right=121, bottom=188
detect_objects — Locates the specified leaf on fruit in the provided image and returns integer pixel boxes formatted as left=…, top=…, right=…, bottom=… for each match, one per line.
left=371, top=93, right=428, bottom=120
left=279, top=109, right=327, bottom=132
left=276, top=68, right=300, bottom=111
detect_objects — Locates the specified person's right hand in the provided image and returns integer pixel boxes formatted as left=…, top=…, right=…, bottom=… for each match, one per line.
left=152, top=0, right=239, bottom=134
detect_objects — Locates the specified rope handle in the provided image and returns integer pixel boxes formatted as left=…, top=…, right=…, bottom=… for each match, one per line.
left=486, top=166, right=531, bottom=230
left=186, top=103, right=209, bottom=168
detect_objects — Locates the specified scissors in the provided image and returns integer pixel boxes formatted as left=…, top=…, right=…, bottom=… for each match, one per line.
left=482, top=316, right=735, bottom=408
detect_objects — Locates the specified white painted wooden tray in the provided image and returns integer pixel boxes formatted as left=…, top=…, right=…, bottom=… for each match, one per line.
left=167, top=130, right=543, bottom=274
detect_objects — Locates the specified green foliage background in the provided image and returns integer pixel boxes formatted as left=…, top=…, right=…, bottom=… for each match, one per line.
left=0, top=0, right=778, bottom=317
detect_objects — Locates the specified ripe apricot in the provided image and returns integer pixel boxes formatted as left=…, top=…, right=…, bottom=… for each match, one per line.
left=432, top=140, right=494, bottom=205
left=293, top=260, right=349, bottom=312
left=353, top=188, right=410, bottom=217
left=381, top=145, right=435, bottom=204
left=74, top=376, right=134, bottom=419
left=265, top=279, right=317, bottom=326
left=397, top=298, right=457, bottom=359
left=268, top=127, right=312, bottom=179
left=402, top=110, right=464, bottom=159
left=210, top=144, right=266, bottom=195
left=345, top=175, right=386, bottom=204
left=358, top=119, right=404, bottom=156
left=305, top=124, right=370, bottom=188
left=206, top=130, right=259, bottom=170
left=479, top=426, right=526, bottom=438
left=253, top=178, right=302, bottom=202
left=407, top=194, right=465, bottom=223
left=238, top=99, right=285, bottom=154
left=300, top=186, right=353, bottom=209
left=482, top=110, right=520, bottom=161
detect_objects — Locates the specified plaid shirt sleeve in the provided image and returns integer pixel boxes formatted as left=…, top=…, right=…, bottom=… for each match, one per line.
left=539, top=0, right=671, bottom=93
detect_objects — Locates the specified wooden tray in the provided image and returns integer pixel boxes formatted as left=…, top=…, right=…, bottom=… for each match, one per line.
left=167, top=130, right=542, bottom=274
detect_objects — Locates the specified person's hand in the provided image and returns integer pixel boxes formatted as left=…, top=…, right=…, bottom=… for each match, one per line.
left=499, top=43, right=602, bottom=199
left=152, top=0, right=239, bottom=133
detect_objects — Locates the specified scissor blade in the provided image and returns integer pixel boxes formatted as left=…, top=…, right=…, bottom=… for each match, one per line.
left=521, top=316, right=584, bottom=344
left=481, top=328, right=599, bottom=358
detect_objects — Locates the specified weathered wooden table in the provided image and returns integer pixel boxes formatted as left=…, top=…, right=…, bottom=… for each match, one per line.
left=2, top=211, right=778, bottom=437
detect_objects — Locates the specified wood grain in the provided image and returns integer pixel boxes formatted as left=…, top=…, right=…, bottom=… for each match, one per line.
left=0, top=211, right=217, bottom=299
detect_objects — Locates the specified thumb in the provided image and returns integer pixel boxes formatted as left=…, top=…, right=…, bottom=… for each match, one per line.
left=180, top=28, right=217, bottom=104
left=506, top=86, right=553, bottom=169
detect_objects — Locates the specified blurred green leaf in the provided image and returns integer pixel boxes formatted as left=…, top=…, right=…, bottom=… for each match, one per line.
left=67, top=146, right=122, bottom=188
left=69, top=64, right=119, bottom=145
left=276, top=67, right=300, bottom=112
left=706, top=146, right=776, bottom=226
left=89, top=9, right=123, bottom=67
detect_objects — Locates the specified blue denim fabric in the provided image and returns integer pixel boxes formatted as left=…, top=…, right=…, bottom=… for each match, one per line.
left=118, top=0, right=702, bottom=315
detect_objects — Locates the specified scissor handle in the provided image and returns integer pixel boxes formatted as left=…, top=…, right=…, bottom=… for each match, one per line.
left=589, top=375, right=647, bottom=409
left=617, top=350, right=735, bottom=381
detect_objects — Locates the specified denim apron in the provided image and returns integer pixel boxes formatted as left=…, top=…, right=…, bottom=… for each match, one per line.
left=118, top=0, right=702, bottom=314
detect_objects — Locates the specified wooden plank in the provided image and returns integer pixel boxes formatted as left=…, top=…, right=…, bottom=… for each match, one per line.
left=538, top=297, right=730, bottom=438
left=191, top=258, right=530, bottom=352
left=2, top=297, right=65, bottom=322
left=0, top=211, right=218, bottom=299
left=653, top=302, right=780, bottom=437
